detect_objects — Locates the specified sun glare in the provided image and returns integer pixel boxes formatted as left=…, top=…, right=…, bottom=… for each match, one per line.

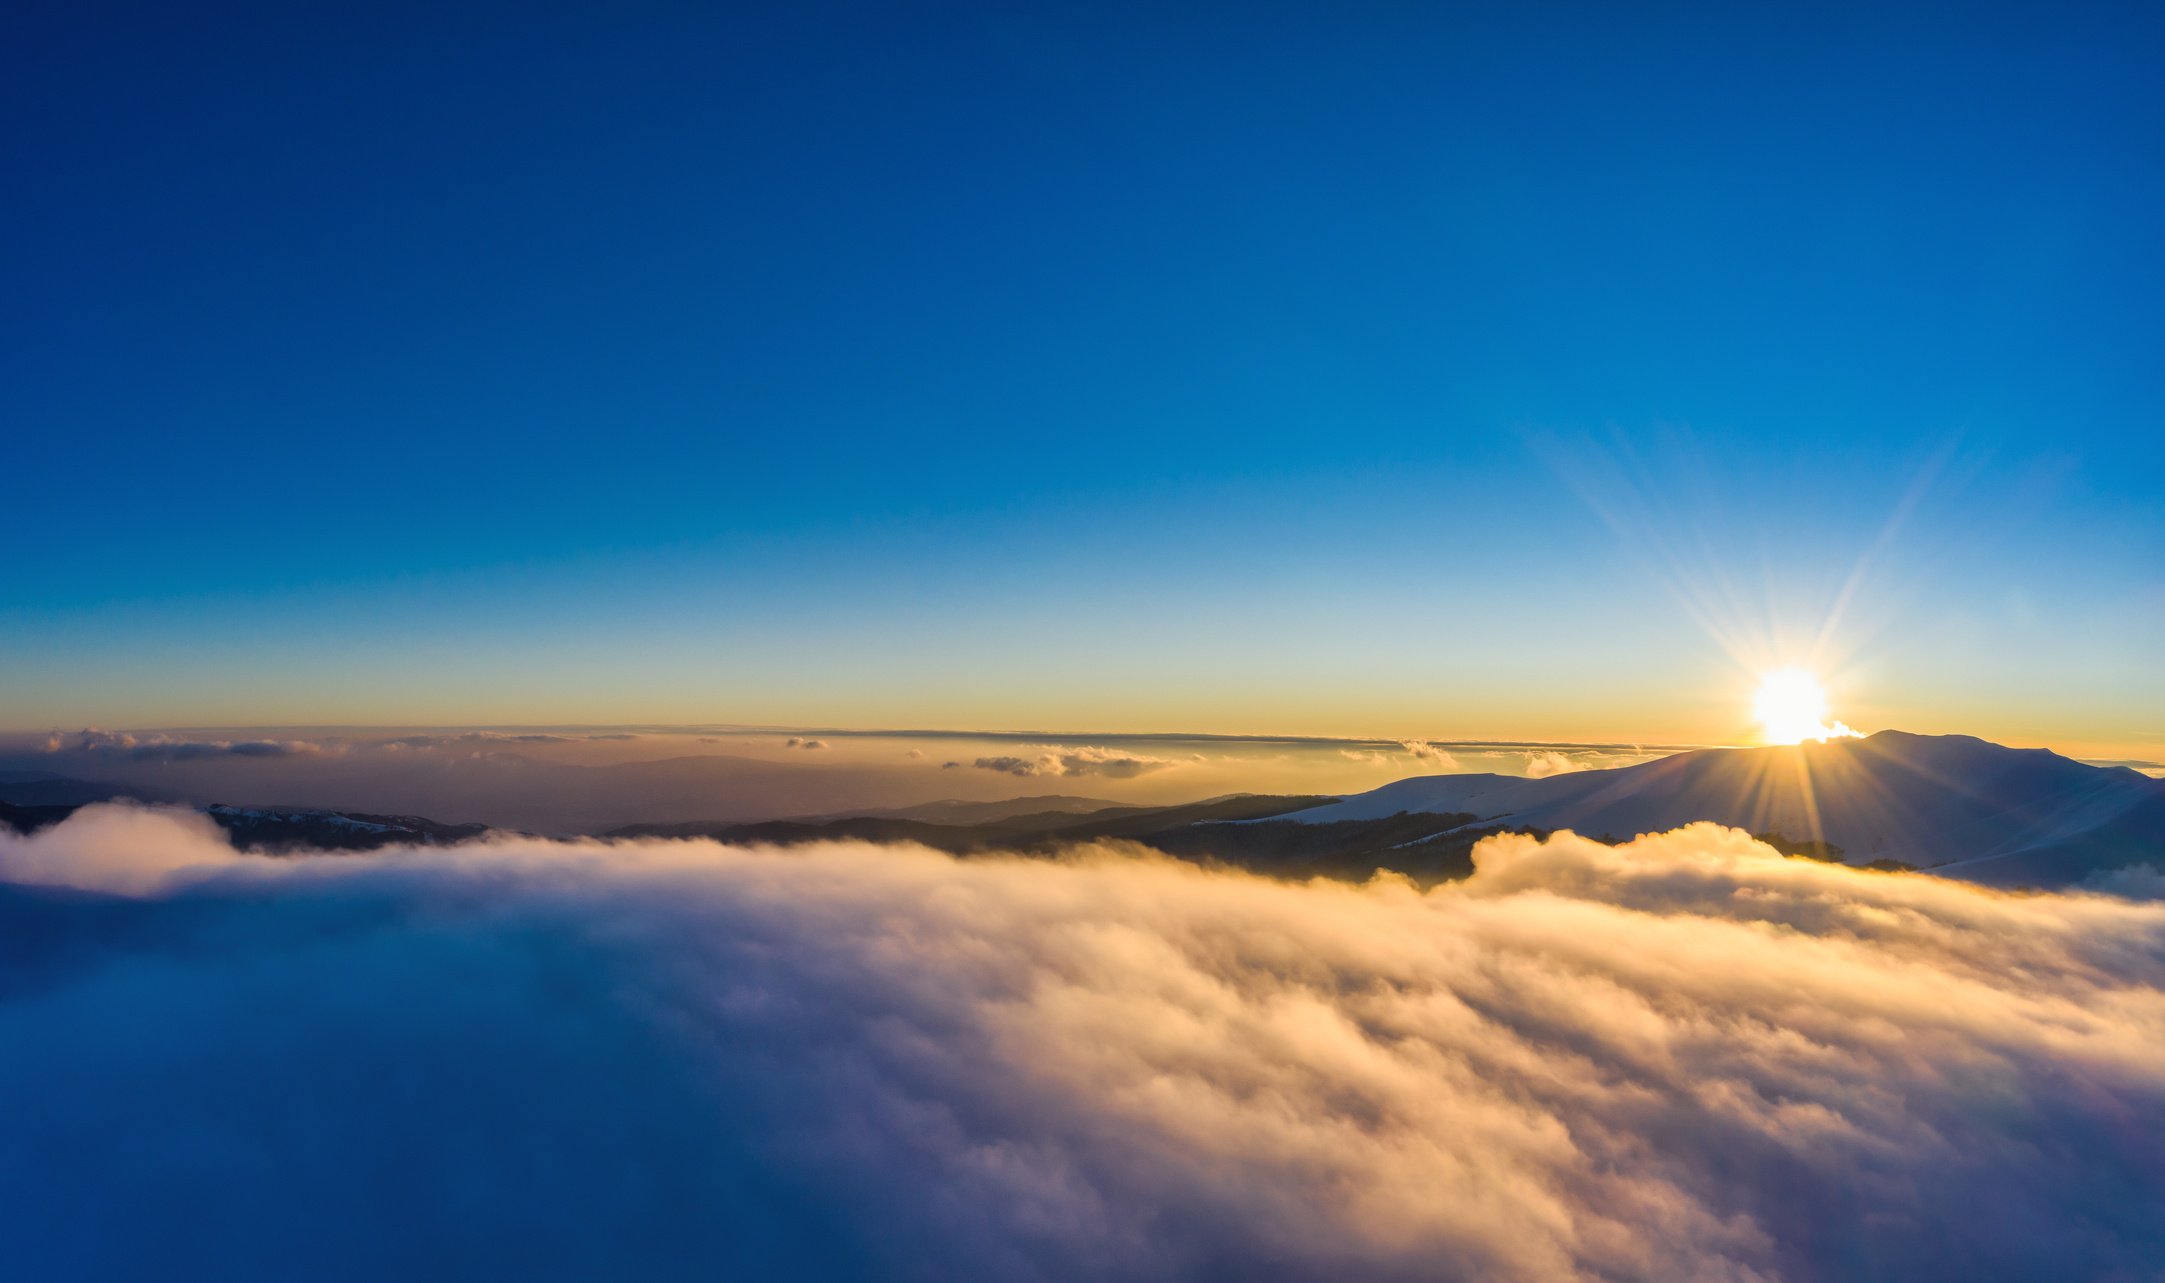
left=1753, top=668, right=1860, bottom=745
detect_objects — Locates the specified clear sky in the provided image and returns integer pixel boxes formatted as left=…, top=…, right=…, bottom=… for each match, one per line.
left=5, top=2, right=2161, bottom=757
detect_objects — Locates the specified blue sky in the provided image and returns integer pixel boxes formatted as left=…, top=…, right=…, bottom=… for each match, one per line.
left=5, top=2, right=2161, bottom=751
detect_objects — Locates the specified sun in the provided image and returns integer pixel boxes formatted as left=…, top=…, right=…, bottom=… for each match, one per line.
left=1753, top=668, right=1859, bottom=745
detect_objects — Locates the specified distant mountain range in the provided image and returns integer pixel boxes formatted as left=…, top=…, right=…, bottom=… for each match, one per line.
left=0, top=750, right=978, bottom=834
left=0, top=799, right=487, bottom=854
left=3, top=732, right=2159, bottom=889
left=1286, top=730, right=2165, bottom=887
left=837, top=795, right=1122, bottom=825
left=203, top=806, right=491, bottom=853
left=605, top=794, right=1336, bottom=851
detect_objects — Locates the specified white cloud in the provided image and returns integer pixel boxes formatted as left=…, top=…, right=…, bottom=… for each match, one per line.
left=1400, top=740, right=1461, bottom=769
left=1522, top=749, right=1583, bottom=778
left=2, top=810, right=2162, bottom=1280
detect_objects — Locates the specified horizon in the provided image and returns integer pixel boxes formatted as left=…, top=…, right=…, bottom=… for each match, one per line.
left=10, top=723, right=2157, bottom=842
left=14, top=721, right=2161, bottom=769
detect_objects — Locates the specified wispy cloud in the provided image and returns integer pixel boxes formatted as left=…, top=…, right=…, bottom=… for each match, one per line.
left=1400, top=740, right=1460, bottom=769
left=1522, top=749, right=1583, bottom=778
left=952, top=745, right=1179, bottom=779
left=377, top=732, right=637, bottom=749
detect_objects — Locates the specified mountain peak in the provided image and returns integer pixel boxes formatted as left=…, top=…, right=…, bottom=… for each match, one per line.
left=1287, top=730, right=2161, bottom=886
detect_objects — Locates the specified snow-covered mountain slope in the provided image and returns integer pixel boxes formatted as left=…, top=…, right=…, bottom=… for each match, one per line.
left=1268, top=771, right=1599, bottom=824
left=1288, top=731, right=2165, bottom=885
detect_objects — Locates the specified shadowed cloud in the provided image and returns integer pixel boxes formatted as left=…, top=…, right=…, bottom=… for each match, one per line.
left=45, top=730, right=328, bottom=761
left=957, top=746, right=1179, bottom=779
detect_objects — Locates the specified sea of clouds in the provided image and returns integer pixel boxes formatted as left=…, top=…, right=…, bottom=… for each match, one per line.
left=3, top=806, right=2162, bottom=1281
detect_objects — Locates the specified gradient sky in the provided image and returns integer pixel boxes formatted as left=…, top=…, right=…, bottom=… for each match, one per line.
left=5, top=2, right=2161, bottom=756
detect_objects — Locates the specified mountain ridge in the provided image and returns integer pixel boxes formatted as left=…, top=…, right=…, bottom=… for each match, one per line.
left=1287, top=730, right=2164, bottom=884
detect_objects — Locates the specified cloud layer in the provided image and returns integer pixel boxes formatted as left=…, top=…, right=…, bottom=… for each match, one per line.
left=948, top=745, right=1178, bottom=778
left=2, top=810, right=2162, bottom=1281
left=45, top=729, right=328, bottom=760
